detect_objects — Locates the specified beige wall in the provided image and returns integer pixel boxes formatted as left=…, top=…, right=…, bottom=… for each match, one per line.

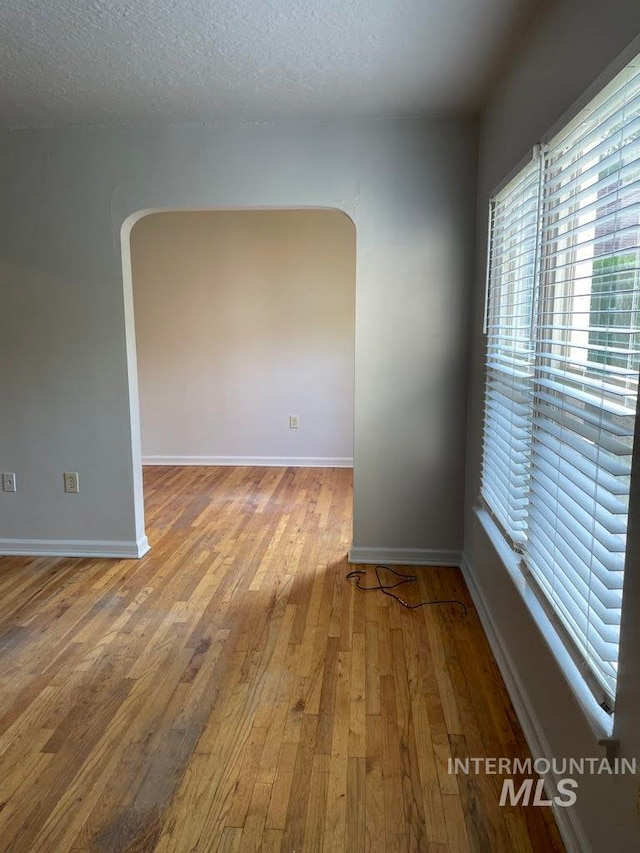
left=130, top=209, right=356, bottom=464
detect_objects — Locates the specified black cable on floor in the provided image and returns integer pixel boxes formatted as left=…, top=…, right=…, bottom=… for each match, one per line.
left=346, top=565, right=468, bottom=614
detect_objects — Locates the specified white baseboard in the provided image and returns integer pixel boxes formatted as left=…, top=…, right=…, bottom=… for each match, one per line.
left=0, top=535, right=150, bottom=559
left=460, top=553, right=588, bottom=853
left=142, top=455, right=353, bottom=468
left=348, top=546, right=461, bottom=566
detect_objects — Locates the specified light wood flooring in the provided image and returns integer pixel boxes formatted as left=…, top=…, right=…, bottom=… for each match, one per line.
left=0, top=466, right=563, bottom=851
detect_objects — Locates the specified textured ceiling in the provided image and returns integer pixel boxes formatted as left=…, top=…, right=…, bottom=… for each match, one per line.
left=1, top=0, right=538, bottom=128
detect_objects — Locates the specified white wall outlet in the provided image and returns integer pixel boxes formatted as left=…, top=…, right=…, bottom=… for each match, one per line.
left=289, top=415, right=299, bottom=429
left=2, top=473, right=16, bottom=492
left=64, top=472, right=79, bottom=494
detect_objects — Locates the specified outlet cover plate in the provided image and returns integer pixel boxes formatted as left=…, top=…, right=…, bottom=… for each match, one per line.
left=2, top=473, right=16, bottom=492
left=64, top=472, right=79, bottom=494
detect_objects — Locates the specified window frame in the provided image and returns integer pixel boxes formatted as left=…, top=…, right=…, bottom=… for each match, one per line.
left=480, top=49, right=640, bottom=720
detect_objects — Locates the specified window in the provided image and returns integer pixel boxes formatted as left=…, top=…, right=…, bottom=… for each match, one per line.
left=482, top=53, right=640, bottom=712
left=481, top=161, right=539, bottom=547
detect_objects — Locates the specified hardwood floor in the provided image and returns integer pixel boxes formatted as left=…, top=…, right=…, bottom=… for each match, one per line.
left=0, top=466, right=563, bottom=852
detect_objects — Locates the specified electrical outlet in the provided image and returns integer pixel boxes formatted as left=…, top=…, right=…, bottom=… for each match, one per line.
left=2, top=473, right=16, bottom=493
left=64, top=472, right=79, bottom=494
left=289, top=415, right=299, bottom=429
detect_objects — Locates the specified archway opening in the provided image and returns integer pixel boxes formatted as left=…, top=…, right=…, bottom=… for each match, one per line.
left=121, top=207, right=356, bottom=550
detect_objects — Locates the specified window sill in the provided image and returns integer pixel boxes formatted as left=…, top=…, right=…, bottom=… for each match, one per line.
left=473, top=505, right=614, bottom=742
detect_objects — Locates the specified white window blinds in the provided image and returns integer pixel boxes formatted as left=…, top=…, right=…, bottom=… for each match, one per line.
left=481, top=52, right=640, bottom=710
left=481, top=159, right=540, bottom=546
left=525, top=59, right=640, bottom=708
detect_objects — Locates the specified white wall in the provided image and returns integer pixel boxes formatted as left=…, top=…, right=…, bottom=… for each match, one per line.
left=0, top=117, right=477, bottom=558
left=131, top=209, right=355, bottom=466
left=464, top=4, right=640, bottom=850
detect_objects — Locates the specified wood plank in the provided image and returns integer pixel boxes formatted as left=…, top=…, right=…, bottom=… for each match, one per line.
left=365, top=714, right=387, bottom=852
left=347, top=756, right=366, bottom=853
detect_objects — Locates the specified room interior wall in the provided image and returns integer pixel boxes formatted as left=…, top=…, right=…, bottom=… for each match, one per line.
left=463, top=3, right=640, bottom=849
left=0, top=117, right=477, bottom=559
left=130, top=209, right=356, bottom=466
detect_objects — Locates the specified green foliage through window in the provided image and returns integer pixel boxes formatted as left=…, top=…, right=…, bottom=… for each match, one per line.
left=588, top=253, right=640, bottom=370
